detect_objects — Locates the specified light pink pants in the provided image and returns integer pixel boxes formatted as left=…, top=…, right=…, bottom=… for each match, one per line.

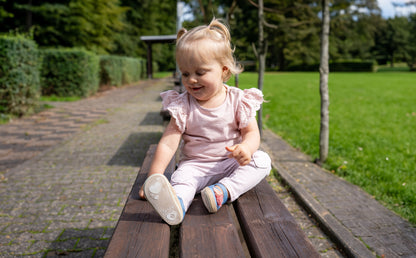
left=170, top=150, right=271, bottom=211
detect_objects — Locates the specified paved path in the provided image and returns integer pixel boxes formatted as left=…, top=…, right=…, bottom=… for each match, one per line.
left=0, top=78, right=415, bottom=257
left=0, top=80, right=168, bottom=257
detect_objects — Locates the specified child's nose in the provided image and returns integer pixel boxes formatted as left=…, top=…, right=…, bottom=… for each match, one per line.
left=189, top=76, right=198, bottom=84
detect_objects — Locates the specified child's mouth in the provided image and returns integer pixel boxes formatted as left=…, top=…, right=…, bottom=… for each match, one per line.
left=191, top=86, right=203, bottom=92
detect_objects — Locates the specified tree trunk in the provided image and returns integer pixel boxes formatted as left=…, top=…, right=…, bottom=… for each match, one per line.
left=26, top=0, right=32, bottom=31
left=319, top=0, right=330, bottom=164
left=257, top=0, right=265, bottom=138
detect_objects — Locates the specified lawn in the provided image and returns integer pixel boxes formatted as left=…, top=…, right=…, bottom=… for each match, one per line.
left=237, top=72, right=416, bottom=224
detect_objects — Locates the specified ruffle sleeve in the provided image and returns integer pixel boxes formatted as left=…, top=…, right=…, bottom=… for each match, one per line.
left=160, top=90, right=188, bottom=133
left=237, top=88, right=264, bottom=129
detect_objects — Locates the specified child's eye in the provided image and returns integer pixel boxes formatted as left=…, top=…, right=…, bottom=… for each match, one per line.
left=196, top=70, right=206, bottom=76
left=182, top=72, right=189, bottom=77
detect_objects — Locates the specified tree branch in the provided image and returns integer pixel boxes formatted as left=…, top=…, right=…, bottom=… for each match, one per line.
left=252, top=42, right=258, bottom=58
left=263, top=19, right=278, bottom=29
left=248, top=0, right=283, bottom=14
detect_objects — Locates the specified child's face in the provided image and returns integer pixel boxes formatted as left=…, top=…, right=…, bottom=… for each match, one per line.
left=178, top=52, right=227, bottom=106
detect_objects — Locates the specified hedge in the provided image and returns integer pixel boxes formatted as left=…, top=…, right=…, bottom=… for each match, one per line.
left=0, top=36, right=41, bottom=116
left=100, top=55, right=145, bottom=87
left=40, top=48, right=99, bottom=97
left=286, top=60, right=375, bottom=72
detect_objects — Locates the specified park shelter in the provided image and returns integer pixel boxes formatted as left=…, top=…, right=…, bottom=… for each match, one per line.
left=140, top=35, right=176, bottom=79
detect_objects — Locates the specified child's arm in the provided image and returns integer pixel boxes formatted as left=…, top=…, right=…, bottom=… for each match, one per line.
left=139, top=118, right=182, bottom=199
left=226, top=119, right=260, bottom=166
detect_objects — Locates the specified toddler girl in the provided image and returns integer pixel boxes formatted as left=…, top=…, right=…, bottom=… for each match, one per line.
left=139, top=18, right=271, bottom=225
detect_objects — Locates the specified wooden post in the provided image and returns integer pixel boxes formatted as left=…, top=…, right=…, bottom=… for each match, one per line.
left=146, top=43, right=153, bottom=79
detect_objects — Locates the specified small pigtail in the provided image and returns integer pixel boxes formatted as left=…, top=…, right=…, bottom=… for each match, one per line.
left=177, top=28, right=187, bottom=41
left=208, top=19, right=231, bottom=41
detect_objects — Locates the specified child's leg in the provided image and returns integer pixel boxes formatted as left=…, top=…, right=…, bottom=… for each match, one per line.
left=170, top=160, right=227, bottom=211
left=170, top=161, right=210, bottom=211
left=220, top=151, right=271, bottom=202
left=143, top=174, right=185, bottom=225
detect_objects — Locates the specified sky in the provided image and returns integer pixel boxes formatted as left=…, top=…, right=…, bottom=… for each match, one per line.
left=378, top=0, right=416, bottom=17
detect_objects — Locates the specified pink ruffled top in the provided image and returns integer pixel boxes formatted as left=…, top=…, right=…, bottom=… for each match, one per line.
left=160, top=85, right=264, bottom=162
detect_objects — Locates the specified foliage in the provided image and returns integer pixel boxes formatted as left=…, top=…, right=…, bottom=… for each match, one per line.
left=404, top=14, right=416, bottom=70
left=99, top=55, right=145, bottom=86
left=373, top=16, right=410, bottom=66
left=116, top=0, right=176, bottom=70
left=0, top=35, right=40, bottom=116
left=1, top=0, right=415, bottom=72
left=65, top=0, right=127, bottom=54
left=329, top=1, right=381, bottom=61
left=239, top=72, right=416, bottom=224
left=185, top=0, right=384, bottom=71
left=40, top=48, right=99, bottom=97
left=0, top=0, right=12, bottom=23
left=99, top=55, right=124, bottom=86
left=120, top=57, right=145, bottom=84
left=1, top=0, right=128, bottom=54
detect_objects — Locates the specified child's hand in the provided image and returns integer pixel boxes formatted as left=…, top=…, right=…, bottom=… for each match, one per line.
left=226, top=144, right=252, bottom=166
left=139, top=186, right=146, bottom=199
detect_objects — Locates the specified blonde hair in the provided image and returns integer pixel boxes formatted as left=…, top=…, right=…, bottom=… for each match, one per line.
left=176, top=19, right=243, bottom=81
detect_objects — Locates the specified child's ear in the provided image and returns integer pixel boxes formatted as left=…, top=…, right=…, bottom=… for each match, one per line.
left=222, top=66, right=230, bottom=79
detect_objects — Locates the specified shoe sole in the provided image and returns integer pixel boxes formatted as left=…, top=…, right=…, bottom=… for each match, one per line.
left=143, top=174, right=184, bottom=225
left=201, top=187, right=218, bottom=213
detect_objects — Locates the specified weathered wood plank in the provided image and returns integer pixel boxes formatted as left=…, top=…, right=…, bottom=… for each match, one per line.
left=180, top=195, right=246, bottom=258
left=234, top=179, right=320, bottom=258
left=105, top=144, right=175, bottom=258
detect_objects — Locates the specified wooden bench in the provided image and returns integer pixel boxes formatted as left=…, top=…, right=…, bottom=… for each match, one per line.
left=105, top=144, right=320, bottom=257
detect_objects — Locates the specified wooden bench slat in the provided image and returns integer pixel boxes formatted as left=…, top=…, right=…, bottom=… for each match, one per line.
left=180, top=195, right=247, bottom=257
left=234, top=179, right=320, bottom=258
left=105, top=145, right=175, bottom=258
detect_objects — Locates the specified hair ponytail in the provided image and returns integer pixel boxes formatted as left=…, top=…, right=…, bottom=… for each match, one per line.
left=177, top=28, right=187, bottom=41
left=208, top=19, right=231, bottom=42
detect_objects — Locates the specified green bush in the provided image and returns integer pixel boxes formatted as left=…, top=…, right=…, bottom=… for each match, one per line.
left=99, top=55, right=145, bottom=86
left=122, top=57, right=142, bottom=85
left=99, top=55, right=123, bottom=86
left=0, top=36, right=41, bottom=116
left=329, top=61, right=375, bottom=72
left=40, top=48, right=99, bottom=97
left=286, top=60, right=375, bottom=72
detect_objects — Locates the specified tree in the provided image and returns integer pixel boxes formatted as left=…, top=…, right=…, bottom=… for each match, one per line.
left=0, top=0, right=13, bottom=24
left=65, top=0, right=127, bottom=54
left=0, top=0, right=177, bottom=67
left=373, top=16, right=409, bottom=66
left=405, top=14, right=416, bottom=70
left=0, top=0, right=127, bottom=54
left=318, top=0, right=330, bottom=164
left=252, top=0, right=268, bottom=137
left=117, top=0, right=176, bottom=69
left=329, top=0, right=381, bottom=61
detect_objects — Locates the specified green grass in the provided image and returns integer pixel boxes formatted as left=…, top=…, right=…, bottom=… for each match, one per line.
left=40, top=95, right=82, bottom=102
left=153, top=71, right=174, bottom=79
left=237, top=72, right=416, bottom=224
